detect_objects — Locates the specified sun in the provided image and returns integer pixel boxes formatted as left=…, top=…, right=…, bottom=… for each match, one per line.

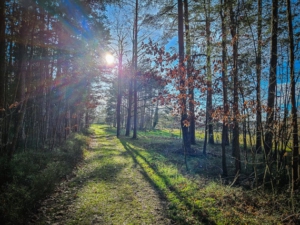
left=105, top=53, right=114, bottom=65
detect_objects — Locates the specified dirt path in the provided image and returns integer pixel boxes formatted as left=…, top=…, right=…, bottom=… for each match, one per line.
left=32, top=130, right=171, bottom=225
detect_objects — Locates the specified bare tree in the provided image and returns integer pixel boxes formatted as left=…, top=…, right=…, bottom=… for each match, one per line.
left=286, top=0, right=299, bottom=191
left=220, top=0, right=228, bottom=177
left=133, top=0, right=139, bottom=139
left=255, top=0, right=263, bottom=153
left=229, top=0, right=241, bottom=174
left=184, top=0, right=196, bottom=145
left=264, top=0, right=278, bottom=158
left=0, top=0, right=6, bottom=154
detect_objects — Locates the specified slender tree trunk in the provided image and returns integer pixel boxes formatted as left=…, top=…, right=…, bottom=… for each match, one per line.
left=178, top=0, right=191, bottom=153
left=220, top=0, right=228, bottom=177
left=125, top=79, right=132, bottom=136
left=229, top=2, right=241, bottom=174
left=132, top=0, right=138, bottom=139
left=184, top=0, right=195, bottom=145
left=0, top=0, right=6, bottom=154
left=256, top=0, right=262, bottom=153
left=140, top=90, right=146, bottom=130
left=65, top=102, right=70, bottom=140
left=116, top=53, right=123, bottom=137
left=240, top=92, right=248, bottom=163
left=10, top=13, right=29, bottom=157
left=205, top=0, right=214, bottom=145
left=286, top=0, right=299, bottom=189
left=264, top=0, right=278, bottom=157
left=3, top=15, right=14, bottom=155
left=203, top=104, right=208, bottom=155
left=126, top=14, right=137, bottom=137
left=153, top=99, right=159, bottom=129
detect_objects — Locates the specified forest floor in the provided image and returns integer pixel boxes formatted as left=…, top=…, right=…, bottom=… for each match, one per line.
left=30, top=125, right=171, bottom=225
left=30, top=125, right=299, bottom=224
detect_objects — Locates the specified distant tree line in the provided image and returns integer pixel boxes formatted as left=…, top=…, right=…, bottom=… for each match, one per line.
left=0, top=0, right=113, bottom=161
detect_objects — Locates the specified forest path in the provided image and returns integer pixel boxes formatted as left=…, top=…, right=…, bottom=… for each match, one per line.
left=33, top=126, right=171, bottom=225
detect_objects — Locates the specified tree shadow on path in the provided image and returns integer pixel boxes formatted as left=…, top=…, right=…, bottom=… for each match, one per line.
left=120, top=139, right=217, bottom=225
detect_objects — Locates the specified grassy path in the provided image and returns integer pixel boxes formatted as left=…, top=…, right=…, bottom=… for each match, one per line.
left=33, top=125, right=170, bottom=225
left=32, top=125, right=290, bottom=224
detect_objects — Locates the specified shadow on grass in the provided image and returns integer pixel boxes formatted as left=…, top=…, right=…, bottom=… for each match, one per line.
left=75, top=162, right=125, bottom=184
left=70, top=147, right=126, bottom=189
left=120, top=138, right=216, bottom=225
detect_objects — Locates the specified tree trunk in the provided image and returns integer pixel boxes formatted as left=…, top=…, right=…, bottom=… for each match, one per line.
left=125, top=79, right=132, bottom=136
left=184, top=0, right=196, bottom=145
left=205, top=0, right=214, bottom=145
left=139, top=90, right=146, bottom=130
left=203, top=109, right=208, bottom=155
left=229, top=2, right=241, bottom=174
left=0, top=0, right=6, bottom=154
left=132, top=0, right=138, bottom=139
left=286, top=0, right=299, bottom=189
left=256, top=0, right=262, bottom=153
left=220, top=0, right=228, bottom=177
left=10, top=13, right=29, bottom=157
left=178, top=0, right=191, bottom=153
left=153, top=99, right=159, bottom=129
left=264, top=0, right=278, bottom=157
left=116, top=53, right=123, bottom=137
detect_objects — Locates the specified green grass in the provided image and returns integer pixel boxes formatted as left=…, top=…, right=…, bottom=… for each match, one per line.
left=35, top=124, right=170, bottom=224
left=104, top=125, right=286, bottom=224
left=123, top=127, right=254, bottom=147
left=24, top=125, right=299, bottom=224
left=117, top=126, right=296, bottom=224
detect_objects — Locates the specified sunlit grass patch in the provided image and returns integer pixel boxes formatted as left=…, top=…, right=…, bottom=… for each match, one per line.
left=33, top=124, right=287, bottom=224
left=116, top=127, right=282, bottom=224
left=59, top=125, right=168, bottom=224
left=144, top=129, right=181, bottom=138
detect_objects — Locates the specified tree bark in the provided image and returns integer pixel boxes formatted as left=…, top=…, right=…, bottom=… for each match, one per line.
left=10, top=13, right=29, bottom=157
left=125, top=79, right=132, bottom=136
left=116, top=53, right=123, bottom=137
left=220, top=0, right=228, bottom=177
left=0, top=0, right=6, bottom=154
left=264, top=0, right=278, bottom=157
left=126, top=43, right=133, bottom=136
left=153, top=99, right=159, bottom=129
left=286, top=0, right=299, bottom=189
left=178, top=0, right=191, bottom=153
left=255, top=0, right=263, bottom=153
left=204, top=0, right=214, bottom=145
left=184, top=0, right=196, bottom=145
left=132, top=0, right=138, bottom=139
left=229, top=1, right=241, bottom=174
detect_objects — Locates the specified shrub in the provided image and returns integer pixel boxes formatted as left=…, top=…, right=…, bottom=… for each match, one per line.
left=0, top=133, right=88, bottom=224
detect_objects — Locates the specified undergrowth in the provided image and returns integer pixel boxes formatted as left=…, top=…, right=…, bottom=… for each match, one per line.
left=0, top=132, right=89, bottom=225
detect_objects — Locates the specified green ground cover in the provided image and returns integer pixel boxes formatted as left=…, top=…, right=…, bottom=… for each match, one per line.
left=33, top=124, right=170, bottom=225
left=0, top=133, right=88, bottom=224
left=21, top=124, right=299, bottom=224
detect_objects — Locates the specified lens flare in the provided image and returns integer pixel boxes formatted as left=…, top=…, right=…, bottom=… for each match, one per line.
left=105, top=54, right=114, bottom=65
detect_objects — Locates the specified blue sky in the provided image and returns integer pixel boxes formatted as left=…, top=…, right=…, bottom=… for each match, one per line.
left=104, top=2, right=300, bottom=112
